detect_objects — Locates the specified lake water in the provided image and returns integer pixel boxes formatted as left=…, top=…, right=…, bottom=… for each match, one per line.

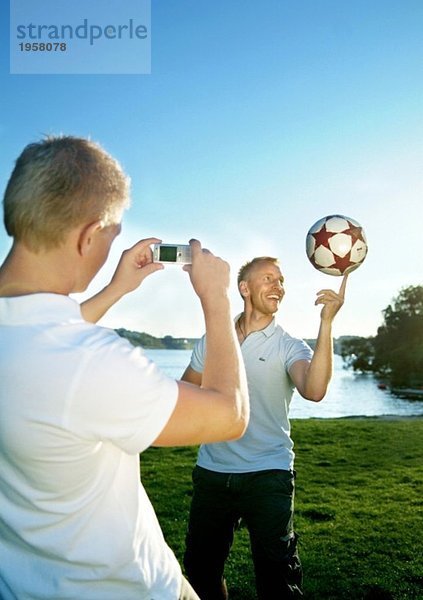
left=144, top=349, right=423, bottom=419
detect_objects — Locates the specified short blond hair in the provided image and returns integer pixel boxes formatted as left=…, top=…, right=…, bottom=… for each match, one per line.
left=3, top=135, right=130, bottom=251
left=237, top=256, right=280, bottom=287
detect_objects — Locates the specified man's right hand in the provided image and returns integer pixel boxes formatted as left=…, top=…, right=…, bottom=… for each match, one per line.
left=183, top=239, right=230, bottom=306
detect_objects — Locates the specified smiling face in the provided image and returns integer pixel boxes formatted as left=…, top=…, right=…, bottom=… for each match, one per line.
left=240, top=260, right=285, bottom=316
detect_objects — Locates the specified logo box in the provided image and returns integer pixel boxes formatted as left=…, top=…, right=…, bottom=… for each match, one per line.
left=10, top=0, right=151, bottom=75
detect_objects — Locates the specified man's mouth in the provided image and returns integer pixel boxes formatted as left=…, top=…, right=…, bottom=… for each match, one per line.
left=267, top=294, right=281, bottom=301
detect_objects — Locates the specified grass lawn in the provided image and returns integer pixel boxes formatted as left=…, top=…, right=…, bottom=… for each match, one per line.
left=141, top=417, right=423, bottom=599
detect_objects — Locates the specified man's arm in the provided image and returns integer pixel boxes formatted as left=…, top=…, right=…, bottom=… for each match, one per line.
left=152, top=240, right=249, bottom=446
left=289, top=275, right=347, bottom=402
left=81, top=238, right=163, bottom=323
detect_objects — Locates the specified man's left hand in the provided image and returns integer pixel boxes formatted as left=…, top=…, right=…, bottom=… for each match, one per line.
left=314, top=274, right=348, bottom=322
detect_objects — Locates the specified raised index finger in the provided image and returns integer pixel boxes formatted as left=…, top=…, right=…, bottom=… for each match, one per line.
left=338, top=273, right=348, bottom=299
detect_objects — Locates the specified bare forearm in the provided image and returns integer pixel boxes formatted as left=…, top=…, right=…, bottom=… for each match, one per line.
left=201, top=295, right=249, bottom=423
left=154, top=297, right=249, bottom=447
left=302, top=319, right=333, bottom=401
left=80, top=284, right=124, bottom=323
left=293, top=276, right=347, bottom=402
left=81, top=237, right=164, bottom=323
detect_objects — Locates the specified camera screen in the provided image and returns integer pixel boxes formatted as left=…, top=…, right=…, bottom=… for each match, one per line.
left=159, top=246, right=178, bottom=262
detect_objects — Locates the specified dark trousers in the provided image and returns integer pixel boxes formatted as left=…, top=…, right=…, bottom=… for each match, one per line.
left=184, top=466, right=303, bottom=599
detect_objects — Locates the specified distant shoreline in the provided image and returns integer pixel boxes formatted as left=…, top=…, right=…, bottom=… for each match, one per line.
left=292, top=414, right=422, bottom=421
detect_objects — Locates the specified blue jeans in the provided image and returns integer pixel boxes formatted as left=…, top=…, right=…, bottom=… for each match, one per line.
left=184, top=466, right=303, bottom=599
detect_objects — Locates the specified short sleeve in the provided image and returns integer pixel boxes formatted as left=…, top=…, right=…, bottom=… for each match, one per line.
left=66, top=330, right=178, bottom=454
left=190, top=334, right=206, bottom=374
left=283, top=335, right=314, bottom=372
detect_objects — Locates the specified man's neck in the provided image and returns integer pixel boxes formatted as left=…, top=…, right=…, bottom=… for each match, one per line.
left=237, top=307, right=274, bottom=342
left=0, top=243, right=75, bottom=297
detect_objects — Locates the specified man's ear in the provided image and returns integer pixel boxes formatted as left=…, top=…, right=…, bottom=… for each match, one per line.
left=239, top=280, right=249, bottom=298
left=77, top=220, right=103, bottom=257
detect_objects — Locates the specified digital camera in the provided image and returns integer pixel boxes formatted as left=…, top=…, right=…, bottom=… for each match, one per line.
left=153, top=243, right=192, bottom=265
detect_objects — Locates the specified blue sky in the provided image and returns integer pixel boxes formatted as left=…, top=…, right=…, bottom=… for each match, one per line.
left=1, top=0, right=422, bottom=339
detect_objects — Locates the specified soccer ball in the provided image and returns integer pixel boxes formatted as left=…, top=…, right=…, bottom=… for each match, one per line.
left=306, top=215, right=368, bottom=276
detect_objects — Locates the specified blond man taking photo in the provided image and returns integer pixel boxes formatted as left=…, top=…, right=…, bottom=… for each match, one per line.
left=0, top=136, right=249, bottom=600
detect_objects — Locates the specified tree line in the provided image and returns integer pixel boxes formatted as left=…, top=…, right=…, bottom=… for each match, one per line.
left=115, top=328, right=198, bottom=350
left=339, top=285, right=423, bottom=387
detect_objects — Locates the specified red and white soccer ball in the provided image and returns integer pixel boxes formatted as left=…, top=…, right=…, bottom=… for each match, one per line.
left=306, top=214, right=368, bottom=276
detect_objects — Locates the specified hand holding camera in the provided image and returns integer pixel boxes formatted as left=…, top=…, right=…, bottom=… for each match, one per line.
left=178, top=239, right=231, bottom=308
left=108, top=237, right=164, bottom=296
left=100, top=239, right=230, bottom=316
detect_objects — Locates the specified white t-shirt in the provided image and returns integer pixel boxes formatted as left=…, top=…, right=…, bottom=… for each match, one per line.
left=190, top=317, right=313, bottom=473
left=0, top=294, right=181, bottom=600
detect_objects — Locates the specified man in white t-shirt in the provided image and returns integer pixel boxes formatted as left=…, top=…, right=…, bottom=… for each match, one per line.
left=0, top=136, right=249, bottom=600
left=182, top=257, right=347, bottom=599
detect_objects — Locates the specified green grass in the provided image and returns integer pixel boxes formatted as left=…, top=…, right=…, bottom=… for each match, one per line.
left=141, top=418, right=423, bottom=599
